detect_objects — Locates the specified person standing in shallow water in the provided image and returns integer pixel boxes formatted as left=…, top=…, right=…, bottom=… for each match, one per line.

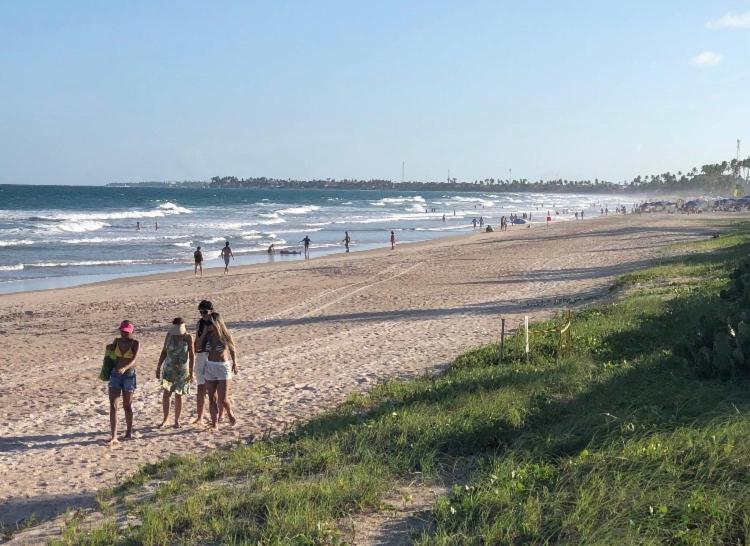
left=342, top=232, right=351, bottom=252
left=107, top=320, right=139, bottom=446
left=390, top=230, right=396, bottom=250
left=220, top=241, right=233, bottom=274
left=156, top=318, right=195, bottom=429
left=300, top=235, right=311, bottom=258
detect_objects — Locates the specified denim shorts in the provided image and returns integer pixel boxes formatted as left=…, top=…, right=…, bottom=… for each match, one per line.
left=109, top=369, right=137, bottom=392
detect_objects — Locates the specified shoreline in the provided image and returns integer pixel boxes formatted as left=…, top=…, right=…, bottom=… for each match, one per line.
left=0, top=220, right=535, bottom=297
left=0, top=213, right=734, bottom=526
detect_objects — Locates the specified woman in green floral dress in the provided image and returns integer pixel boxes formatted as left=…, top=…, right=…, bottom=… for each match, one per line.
left=156, top=318, right=195, bottom=428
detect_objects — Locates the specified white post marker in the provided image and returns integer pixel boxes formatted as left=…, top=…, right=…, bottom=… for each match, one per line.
left=525, top=316, right=529, bottom=362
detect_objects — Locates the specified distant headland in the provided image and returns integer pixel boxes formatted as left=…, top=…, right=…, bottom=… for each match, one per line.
left=108, top=155, right=750, bottom=195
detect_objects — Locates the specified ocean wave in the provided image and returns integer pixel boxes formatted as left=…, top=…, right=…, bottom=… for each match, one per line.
left=277, top=205, right=320, bottom=215
left=172, top=241, right=193, bottom=248
left=252, top=217, right=286, bottom=225
left=27, top=259, right=155, bottom=268
left=0, top=264, right=24, bottom=271
left=0, top=239, right=35, bottom=247
left=370, top=196, right=426, bottom=207
left=48, top=220, right=109, bottom=233
left=25, top=201, right=192, bottom=223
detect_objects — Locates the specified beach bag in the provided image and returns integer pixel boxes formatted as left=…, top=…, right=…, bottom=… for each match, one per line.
left=99, top=338, right=118, bottom=381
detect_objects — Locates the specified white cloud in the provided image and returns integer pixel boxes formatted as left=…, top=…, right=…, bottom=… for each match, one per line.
left=707, top=11, right=750, bottom=29
left=691, top=51, right=723, bottom=66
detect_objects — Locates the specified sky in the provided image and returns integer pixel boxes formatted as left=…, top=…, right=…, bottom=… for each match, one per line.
left=1, top=1, right=749, bottom=185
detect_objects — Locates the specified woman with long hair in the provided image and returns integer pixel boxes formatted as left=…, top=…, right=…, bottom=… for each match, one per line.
left=198, top=312, right=238, bottom=430
left=108, top=320, right=140, bottom=446
left=156, top=318, right=195, bottom=428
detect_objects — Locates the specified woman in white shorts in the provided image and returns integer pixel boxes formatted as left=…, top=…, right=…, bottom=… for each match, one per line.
left=198, top=312, right=238, bottom=430
left=192, top=301, right=212, bottom=425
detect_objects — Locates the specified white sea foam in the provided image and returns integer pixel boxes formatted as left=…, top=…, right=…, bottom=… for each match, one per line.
left=0, top=264, right=24, bottom=271
left=370, top=196, right=426, bottom=207
left=277, top=205, right=320, bottom=215
left=31, top=202, right=192, bottom=222
left=27, top=259, right=152, bottom=268
left=0, top=239, right=35, bottom=247
left=48, top=220, right=109, bottom=233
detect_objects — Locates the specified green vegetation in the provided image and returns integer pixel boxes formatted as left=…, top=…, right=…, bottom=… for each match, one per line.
left=205, top=155, right=750, bottom=194
left=56, top=222, right=750, bottom=545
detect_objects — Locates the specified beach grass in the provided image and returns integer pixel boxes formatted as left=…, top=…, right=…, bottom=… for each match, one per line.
left=54, top=221, right=750, bottom=545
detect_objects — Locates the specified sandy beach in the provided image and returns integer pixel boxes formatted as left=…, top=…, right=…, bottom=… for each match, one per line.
left=0, top=213, right=726, bottom=527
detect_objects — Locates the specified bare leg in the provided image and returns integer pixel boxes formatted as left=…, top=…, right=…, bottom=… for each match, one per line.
left=159, top=390, right=171, bottom=428
left=218, top=380, right=236, bottom=425
left=192, top=383, right=207, bottom=424
left=108, top=387, right=121, bottom=446
left=206, top=380, right=219, bottom=431
left=174, top=394, right=182, bottom=427
left=122, top=391, right=134, bottom=439
left=199, top=263, right=203, bottom=277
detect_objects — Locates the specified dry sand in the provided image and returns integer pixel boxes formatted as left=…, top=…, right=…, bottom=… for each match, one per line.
left=0, top=213, right=726, bottom=527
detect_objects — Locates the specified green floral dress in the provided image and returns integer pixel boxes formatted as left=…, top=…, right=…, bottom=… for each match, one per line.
left=161, top=335, right=190, bottom=395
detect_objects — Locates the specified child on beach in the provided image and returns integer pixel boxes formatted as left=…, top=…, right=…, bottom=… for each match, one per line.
left=390, top=230, right=396, bottom=250
left=107, top=320, right=139, bottom=446
left=156, top=318, right=195, bottom=429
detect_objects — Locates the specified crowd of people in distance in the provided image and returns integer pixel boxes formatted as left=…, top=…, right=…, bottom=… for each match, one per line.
left=106, top=300, right=237, bottom=446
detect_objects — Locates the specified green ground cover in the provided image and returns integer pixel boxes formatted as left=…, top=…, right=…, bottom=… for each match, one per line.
left=55, top=221, right=750, bottom=545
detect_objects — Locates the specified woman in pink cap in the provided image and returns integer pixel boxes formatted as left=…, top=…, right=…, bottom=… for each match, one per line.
left=108, top=320, right=140, bottom=446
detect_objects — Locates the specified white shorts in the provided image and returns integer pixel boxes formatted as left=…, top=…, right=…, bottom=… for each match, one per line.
left=195, top=352, right=208, bottom=385
left=205, top=360, right=233, bottom=382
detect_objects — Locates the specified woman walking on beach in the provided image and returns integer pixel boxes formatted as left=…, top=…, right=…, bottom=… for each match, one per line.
left=390, top=230, right=396, bottom=250
left=156, top=318, right=195, bottom=428
left=192, top=300, right=213, bottom=425
left=107, top=320, right=139, bottom=446
left=198, top=312, right=238, bottom=430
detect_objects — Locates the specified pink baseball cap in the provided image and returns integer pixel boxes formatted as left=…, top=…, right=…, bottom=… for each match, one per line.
left=119, top=320, right=134, bottom=333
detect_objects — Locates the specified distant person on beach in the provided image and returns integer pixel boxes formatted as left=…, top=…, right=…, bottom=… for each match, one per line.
left=442, top=214, right=446, bottom=222
left=546, top=211, right=552, bottom=227
left=192, top=300, right=213, bottom=425
left=198, top=312, right=238, bottom=431
left=575, top=211, right=579, bottom=220
left=136, top=221, right=141, bottom=231
left=156, top=318, right=194, bottom=429
left=107, top=320, right=140, bottom=446
left=581, top=210, right=585, bottom=219
left=194, top=246, right=203, bottom=277
left=479, top=216, right=484, bottom=228
left=267, top=243, right=275, bottom=254
left=300, top=235, right=311, bottom=258
left=390, top=230, right=396, bottom=250
left=342, top=232, right=351, bottom=252
left=220, top=241, right=234, bottom=274
left=155, top=221, right=158, bottom=231
left=472, top=218, right=477, bottom=230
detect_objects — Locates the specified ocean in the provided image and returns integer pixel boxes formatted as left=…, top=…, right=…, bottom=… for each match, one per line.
left=0, top=184, right=635, bottom=294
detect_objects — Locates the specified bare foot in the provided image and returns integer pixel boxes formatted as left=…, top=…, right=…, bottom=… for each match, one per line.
left=190, top=417, right=203, bottom=425
left=107, top=437, right=119, bottom=447
left=174, top=422, right=182, bottom=429
left=228, top=415, right=237, bottom=427
left=123, top=432, right=133, bottom=440
left=157, top=419, right=169, bottom=429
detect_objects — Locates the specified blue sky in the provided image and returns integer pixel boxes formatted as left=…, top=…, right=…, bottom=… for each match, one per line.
left=1, top=1, right=749, bottom=185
